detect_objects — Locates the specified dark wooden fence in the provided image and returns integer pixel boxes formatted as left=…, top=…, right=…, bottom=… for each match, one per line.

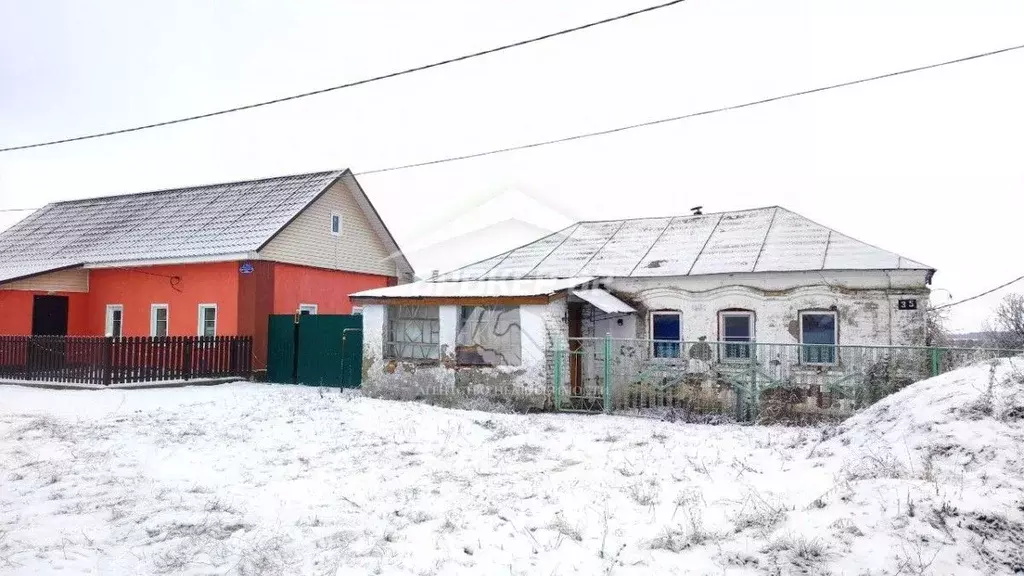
left=0, top=335, right=252, bottom=385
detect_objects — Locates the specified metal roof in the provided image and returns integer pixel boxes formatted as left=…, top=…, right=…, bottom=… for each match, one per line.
left=433, top=207, right=933, bottom=281
left=0, top=170, right=345, bottom=284
left=351, top=277, right=595, bottom=299
left=572, top=289, right=636, bottom=314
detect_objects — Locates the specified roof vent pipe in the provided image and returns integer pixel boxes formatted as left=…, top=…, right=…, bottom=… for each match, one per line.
left=690, top=206, right=703, bottom=216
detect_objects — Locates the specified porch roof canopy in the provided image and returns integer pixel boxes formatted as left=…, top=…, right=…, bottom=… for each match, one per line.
left=351, top=277, right=594, bottom=303
left=572, top=289, right=635, bottom=314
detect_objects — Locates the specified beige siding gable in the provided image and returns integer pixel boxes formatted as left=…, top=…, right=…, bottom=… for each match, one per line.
left=258, top=179, right=398, bottom=277
left=0, top=267, right=89, bottom=293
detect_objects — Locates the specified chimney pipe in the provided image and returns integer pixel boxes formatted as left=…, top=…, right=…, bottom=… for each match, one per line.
left=690, top=206, right=703, bottom=216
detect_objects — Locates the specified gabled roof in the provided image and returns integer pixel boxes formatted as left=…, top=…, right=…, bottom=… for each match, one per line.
left=433, top=206, right=933, bottom=282
left=0, top=169, right=408, bottom=284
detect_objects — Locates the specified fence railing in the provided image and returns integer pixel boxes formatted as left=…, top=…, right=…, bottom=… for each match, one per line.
left=0, top=335, right=252, bottom=385
left=552, top=337, right=1021, bottom=422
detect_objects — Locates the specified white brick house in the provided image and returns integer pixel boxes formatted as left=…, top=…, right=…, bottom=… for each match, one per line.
left=351, top=206, right=933, bottom=406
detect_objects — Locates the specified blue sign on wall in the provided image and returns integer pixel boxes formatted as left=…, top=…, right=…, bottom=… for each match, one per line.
left=239, top=262, right=254, bottom=275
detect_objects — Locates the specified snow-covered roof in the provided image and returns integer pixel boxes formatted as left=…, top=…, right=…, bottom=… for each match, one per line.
left=352, top=277, right=595, bottom=299
left=433, top=206, right=934, bottom=281
left=0, top=170, right=345, bottom=284
left=572, top=289, right=636, bottom=314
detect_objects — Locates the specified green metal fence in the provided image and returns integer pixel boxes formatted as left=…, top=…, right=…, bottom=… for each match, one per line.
left=552, top=337, right=1021, bottom=422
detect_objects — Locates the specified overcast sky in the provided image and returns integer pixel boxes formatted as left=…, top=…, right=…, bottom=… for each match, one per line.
left=1, top=0, right=1022, bottom=332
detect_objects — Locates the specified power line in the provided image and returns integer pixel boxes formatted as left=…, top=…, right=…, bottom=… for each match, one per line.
left=355, top=42, right=1024, bottom=175
left=3, top=42, right=1022, bottom=213
left=0, top=0, right=689, bottom=153
left=931, top=275, right=1024, bottom=311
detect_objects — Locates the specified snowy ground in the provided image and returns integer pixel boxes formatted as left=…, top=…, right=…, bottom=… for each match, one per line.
left=1, top=359, right=1022, bottom=575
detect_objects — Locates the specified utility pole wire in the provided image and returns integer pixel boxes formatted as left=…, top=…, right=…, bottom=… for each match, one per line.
left=0, top=0, right=689, bottom=153
left=2, top=42, right=1022, bottom=213
left=354, top=42, right=1024, bottom=175
left=930, top=275, right=1024, bottom=311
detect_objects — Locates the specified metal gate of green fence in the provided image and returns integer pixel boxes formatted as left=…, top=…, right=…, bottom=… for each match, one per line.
left=266, top=314, right=362, bottom=387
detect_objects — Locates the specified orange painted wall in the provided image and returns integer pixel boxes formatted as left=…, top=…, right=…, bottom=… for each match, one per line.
left=0, top=291, right=89, bottom=336
left=272, top=262, right=390, bottom=315
left=86, top=263, right=240, bottom=336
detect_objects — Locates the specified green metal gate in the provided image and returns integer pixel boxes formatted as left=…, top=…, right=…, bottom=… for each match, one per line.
left=266, top=314, right=362, bottom=388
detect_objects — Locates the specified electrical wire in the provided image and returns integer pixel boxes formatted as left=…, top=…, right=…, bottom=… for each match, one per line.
left=2, top=42, right=1022, bottom=213
left=0, top=0, right=688, bottom=153
left=930, top=275, right=1024, bottom=311
left=355, top=42, right=1024, bottom=175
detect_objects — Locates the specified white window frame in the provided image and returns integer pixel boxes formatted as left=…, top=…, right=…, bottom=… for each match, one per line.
left=799, top=310, right=838, bottom=366
left=105, top=304, right=124, bottom=338
left=150, top=304, right=169, bottom=337
left=298, top=303, right=318, bottom=315
left=718, top=310, right=755, bottom=362
left=197, top=303, right=218, bottom=337
left=330, top=212, right=342, bottom=236
left=649, top=311, right=683, bottom=359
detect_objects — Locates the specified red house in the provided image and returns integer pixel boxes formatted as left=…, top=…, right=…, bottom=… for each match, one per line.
left=0, top=169, right=413, bottom=368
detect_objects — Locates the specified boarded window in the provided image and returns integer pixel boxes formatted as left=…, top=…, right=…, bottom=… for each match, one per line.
left=387, top=306, right=440, bottom=360
left=800, top=311, right=837, bottom=364
left=456, top=306, right=521, bottom=366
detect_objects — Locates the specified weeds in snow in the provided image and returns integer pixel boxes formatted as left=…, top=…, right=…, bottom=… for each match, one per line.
left=763, top=534, right=828, bottom=562
left=731, top=490, right=788, bottom=535
left=626, top=477, right=660, bottom=507
left=547, top=514, right=583, bottom=542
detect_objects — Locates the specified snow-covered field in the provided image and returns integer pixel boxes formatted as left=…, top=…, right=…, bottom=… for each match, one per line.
left=1, top=360, right=1023, bottom=575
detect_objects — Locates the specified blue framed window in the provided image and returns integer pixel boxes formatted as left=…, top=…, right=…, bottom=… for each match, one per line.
left=651, top=312, right=682, bottom=358
left=800, top=311, right=837, bottom=364
left=720, top=311, right=753, bottom=360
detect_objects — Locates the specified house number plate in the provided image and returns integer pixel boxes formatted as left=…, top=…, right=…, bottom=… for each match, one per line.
left=897, top=298, right=918, bottom=310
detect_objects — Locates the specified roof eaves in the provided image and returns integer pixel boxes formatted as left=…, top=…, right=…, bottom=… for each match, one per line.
left=0, top=263, right=84, bottom=286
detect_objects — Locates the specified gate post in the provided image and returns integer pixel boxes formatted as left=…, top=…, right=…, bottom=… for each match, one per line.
left=552, top=341, right=562, bottom=411
left=603, top=334, right=612, bottom=414
left=749, top=341, right=759, bottom=422
left=929, top=347, right=942, bottom=378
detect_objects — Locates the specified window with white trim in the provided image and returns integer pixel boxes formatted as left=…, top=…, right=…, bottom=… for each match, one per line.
left=105, top=305, right=123, bottom=338
left=800, top=311, right=837, bottom=364
left=298, top=303, right=318, bottom=315
left=650, top=311, right=682, bottom=358
left=456, top=306, right=522, bottom=366
left=151, top=304, right=169, bottom=337
left=386, top=306, right=440, bottom=360
left=719, top=310, right=754, bottom=360
left=197, top=304, right=217, bottom=337
left=330, top=213, right=342, bottom=236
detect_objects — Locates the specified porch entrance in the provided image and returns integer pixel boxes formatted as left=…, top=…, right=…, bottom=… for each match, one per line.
left=266, top=314, right=363, bottom=388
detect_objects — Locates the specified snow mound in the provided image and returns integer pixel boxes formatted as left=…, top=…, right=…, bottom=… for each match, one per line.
left=826, top=357, right=1024, bottom=573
